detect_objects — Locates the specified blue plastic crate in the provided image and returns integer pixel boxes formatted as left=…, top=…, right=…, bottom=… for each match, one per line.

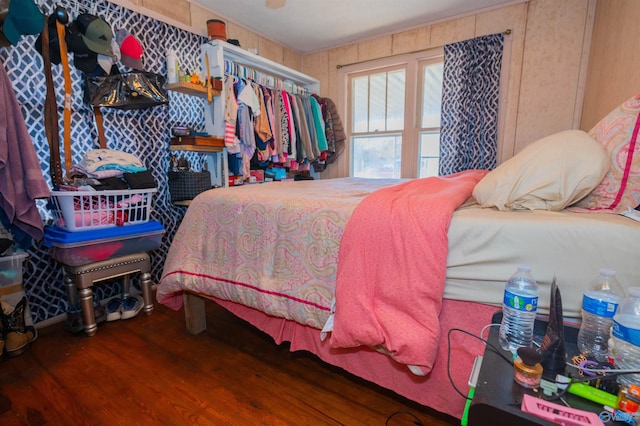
left=44, top=221, right=165, bottom=266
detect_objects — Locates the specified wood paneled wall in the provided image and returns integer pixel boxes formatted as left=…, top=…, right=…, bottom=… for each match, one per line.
left=109, top=0, right=304, bottom=71
left=301, top=0, right=597, bottom=178
left=581, top=0, right=640, bottom=131
left=119, top=0, right=637, bottom=179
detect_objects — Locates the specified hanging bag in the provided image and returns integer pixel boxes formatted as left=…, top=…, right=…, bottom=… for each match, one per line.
left=84, top=69, right=169, bottom=110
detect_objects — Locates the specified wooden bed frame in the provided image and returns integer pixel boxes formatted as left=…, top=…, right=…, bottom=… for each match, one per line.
left=183, top=291, right=208, bottom=335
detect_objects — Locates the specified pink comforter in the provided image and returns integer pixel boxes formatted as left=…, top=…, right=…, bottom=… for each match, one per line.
left=329, top=170, right=488, bottom=374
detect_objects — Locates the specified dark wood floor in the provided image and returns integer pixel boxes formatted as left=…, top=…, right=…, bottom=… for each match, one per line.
left=0, top=293, right=457, bottom=425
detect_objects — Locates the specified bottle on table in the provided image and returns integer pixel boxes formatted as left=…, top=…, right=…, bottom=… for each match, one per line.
left=499, top=265, right=539, bottom=353
left=612, top=287, right=640, bottom=387
left=577, top=268, right=624, bottom=362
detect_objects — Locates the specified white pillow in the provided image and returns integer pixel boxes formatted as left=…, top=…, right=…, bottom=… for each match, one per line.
left=473, top=130, right=610, bottom=211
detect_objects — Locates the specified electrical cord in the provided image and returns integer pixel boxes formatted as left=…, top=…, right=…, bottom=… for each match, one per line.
left=446, top=328, right=514, bottom=400
left=479, top=323, right=500, bottom=340
left=446, top=327, right=640, bottom=403
left=385, top=410, right=424, bottom=426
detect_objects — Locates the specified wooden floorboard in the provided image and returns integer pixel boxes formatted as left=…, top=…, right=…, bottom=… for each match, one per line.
left=0, top=294, right=458, bottom=425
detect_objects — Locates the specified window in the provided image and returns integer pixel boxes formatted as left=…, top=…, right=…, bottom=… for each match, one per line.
left=418, top=61, right=444, bottom=177
left=351, top=67, right=405, bottom=178
left=346, top=50, right=444, bottom=178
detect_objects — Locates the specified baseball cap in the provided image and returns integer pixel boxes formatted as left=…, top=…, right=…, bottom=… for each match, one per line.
left=1, top=0, right=44, bottom=46
left=35, top=14, right=63, bottom=65
left=73, top=50, right=100, bottom=74
left=65, top=20, right=98, bottom=74
left=97, top=38, right=121, bottom=74
left=73, top=13, right=112, bottom=56
left=115, top=29, right=143, bottom=70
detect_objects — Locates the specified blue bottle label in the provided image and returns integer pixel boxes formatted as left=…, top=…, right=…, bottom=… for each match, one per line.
left=613, top=321, right=640, bottom=347
left=504, top=290, right=537, bottom=312
left=582, top=295, right=618, bottom=318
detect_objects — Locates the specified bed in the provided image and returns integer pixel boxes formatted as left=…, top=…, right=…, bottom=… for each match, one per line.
left=157, top=99, right=640, bottom=419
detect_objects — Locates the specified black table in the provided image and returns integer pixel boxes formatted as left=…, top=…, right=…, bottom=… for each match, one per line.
left=468, top=312, right=610, bottom=425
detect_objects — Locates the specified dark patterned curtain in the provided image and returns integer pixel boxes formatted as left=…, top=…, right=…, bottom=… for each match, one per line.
left=439, top=33, right=504, bottom=175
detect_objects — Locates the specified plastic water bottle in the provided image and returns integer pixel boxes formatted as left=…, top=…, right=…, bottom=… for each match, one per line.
left=612, top=287, right=640, bottom=387
left=577, top=268, right=624, bottom=361
left=166, top=49, right=178, bottom=84
left=499, top=265, right=538, bottom=353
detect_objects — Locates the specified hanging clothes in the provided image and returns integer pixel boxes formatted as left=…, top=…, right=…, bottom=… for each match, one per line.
left=322, top=96, right=346, bottom=165
left=0, top=62, right=50, bottom=248
left=221, top=69, right=344, bottom=177
left=274, top=90, right=291, bottom=162
left=261, top=86, right=278, bottom=159
left=223, top=75, right=241, bottom=154
left=294, top=95, right=314, bottom=161
left=236, top=79, right=258, bottom=177
left=309, top=96, right=328, bottom=153
left=281, top=90, right=295, bottom=159
left=253, top=82, right=272, bottom=147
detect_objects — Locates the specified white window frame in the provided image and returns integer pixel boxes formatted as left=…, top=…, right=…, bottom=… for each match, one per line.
left=339, top=48, right=444, bottom=178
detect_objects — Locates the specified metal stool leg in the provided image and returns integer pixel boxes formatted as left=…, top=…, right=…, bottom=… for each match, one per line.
left=62, top=253, right=153, bottom=337
left=64, top=274, right=79, bottom=308
left=77, top=286, right=97, bottom=337
left=141, top=271, right=153, bottom=316
left=122, top=274, right=131, bottom=299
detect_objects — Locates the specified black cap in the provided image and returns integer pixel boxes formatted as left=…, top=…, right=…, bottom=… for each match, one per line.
left=35, top=14, right=62, bottom=65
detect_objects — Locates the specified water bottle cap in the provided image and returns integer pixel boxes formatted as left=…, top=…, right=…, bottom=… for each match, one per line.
left=599, top=268, right=616, bottom=277
left=628, top=287, right=640, bottom=298
left=517, top=265, right=532, bottom=272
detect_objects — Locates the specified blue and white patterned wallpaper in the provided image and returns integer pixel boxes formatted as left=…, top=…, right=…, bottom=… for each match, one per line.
left=0, top=0, right=206, bottom=323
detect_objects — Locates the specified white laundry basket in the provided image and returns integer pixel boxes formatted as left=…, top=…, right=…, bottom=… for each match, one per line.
left=49, top=188, right=157, bottom=232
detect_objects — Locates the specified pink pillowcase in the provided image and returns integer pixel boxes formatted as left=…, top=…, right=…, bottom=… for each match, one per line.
left=573, top=94, right=640, bottom=213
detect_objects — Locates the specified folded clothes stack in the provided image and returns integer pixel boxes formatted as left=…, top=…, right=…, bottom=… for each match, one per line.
left=64, top=148, right=157, bottom=191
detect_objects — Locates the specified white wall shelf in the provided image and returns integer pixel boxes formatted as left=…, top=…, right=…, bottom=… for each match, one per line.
left=200, top=40, right=320, bottom=138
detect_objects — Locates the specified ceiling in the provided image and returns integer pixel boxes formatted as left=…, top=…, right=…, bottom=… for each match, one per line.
left=192, top=0, right=520, bottom=54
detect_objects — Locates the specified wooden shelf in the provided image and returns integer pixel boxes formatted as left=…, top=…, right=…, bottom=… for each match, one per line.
left=169, top=144, right=224, bottom=153
left=170, top=136, right=224, bottom=148
left=166, top=82, right=221, bottom=99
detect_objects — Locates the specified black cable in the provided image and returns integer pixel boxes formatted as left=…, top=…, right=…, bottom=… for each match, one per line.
left=385, top=410, right=424, bottom=426
left=446, top=327, right=640, bottom=403
left=446, top=327, right=514, bottom=400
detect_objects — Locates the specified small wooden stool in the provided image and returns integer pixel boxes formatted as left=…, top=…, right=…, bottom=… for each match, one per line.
left=62, top=253, right=153, bottom=336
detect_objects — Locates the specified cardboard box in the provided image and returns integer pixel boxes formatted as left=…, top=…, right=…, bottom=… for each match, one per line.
left=249, top=170, right=264, bottom=183
left=228, top=175, right=244, bottom=186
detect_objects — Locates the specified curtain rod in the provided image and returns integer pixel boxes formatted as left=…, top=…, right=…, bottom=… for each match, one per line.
left=336, top=29, right=511, bottom=69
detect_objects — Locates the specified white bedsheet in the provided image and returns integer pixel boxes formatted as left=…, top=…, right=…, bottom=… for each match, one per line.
left=445, top=205, right=640, bottom=318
